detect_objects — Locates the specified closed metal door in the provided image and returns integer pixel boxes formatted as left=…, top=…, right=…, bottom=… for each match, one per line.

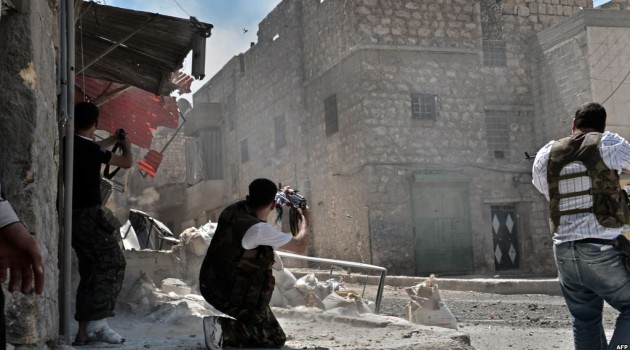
left=491, top=205, right=519, bottom=270
left=412, top=179, right=473, bottom=275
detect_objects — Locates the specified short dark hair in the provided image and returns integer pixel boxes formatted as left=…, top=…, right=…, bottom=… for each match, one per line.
left=246, top=178, right=278, bottom=210
left=574, top=102, right=606, bottom=133
left=75, top=102, right=99, bottom=131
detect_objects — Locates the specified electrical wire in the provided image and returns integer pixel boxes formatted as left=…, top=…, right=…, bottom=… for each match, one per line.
left=171, top=0, right=191, bottom=17
left=602, top=67, right=630, bottom=104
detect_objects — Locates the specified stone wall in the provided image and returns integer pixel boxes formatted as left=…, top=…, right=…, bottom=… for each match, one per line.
left=531, top=28, right=590, bottom=151
left=191, top=0, right=311, bottom=221
left=0, top=1, right=60, bottom=347
left=188, top=0, right=596, bottom=276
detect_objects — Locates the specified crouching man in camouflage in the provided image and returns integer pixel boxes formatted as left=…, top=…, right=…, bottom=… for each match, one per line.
left=199, top=178, right=310, bottom=349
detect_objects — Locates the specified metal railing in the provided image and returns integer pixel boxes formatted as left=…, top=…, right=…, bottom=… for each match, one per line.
left=276, top=251, right=387, bottom=314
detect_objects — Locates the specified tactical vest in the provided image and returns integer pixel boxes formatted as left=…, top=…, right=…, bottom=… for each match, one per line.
left=547, top=132, right=630, bottom=233
left=199, top=201, right=276, bottom=310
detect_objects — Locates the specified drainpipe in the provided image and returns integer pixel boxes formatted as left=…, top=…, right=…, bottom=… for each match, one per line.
left=58, top=0, right=68, bottom=339
left=61, top=0, right=75, bottom=343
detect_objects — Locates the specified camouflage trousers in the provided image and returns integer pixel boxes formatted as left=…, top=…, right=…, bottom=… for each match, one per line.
left=219, top=304, right=286, bottom=348
left=72, top=207, right=126, bottom=321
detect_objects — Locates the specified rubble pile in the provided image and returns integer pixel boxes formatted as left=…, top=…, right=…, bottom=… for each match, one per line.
left=123, top=272, right=225, bottom=325
left=169, top=221, right=217, bottom=292
left=121, top=220, right=412, bottom=330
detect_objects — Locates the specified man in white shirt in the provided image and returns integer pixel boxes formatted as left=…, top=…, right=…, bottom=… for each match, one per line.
left=532, top=102, right=630, bottom=350
left=199, top=178, right=310, bottom=349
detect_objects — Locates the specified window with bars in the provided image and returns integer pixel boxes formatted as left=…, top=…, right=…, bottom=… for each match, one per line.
left=274, top=114, right=286, bottom=150
left=324, top=94, right=339, bottom=136
left=200, top=129, right=223, bottom=180
left=240, top=138, right=249, bottom=163
left=411, top=93, right=437, bottom=120
left=483, top=40, right=507, bottom=67
left=485, top=110, right=510, bottom=159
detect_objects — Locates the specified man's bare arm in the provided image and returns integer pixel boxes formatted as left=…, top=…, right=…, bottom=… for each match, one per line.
left=95, top=135, right=118, bottom=149
left=108, top=137, right=133, bottom=169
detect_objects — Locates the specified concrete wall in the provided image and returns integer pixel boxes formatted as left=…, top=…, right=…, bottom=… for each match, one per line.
left=184, top=0, right=600, bottom=276
left=588, top=24, right=630, bottom=138
left=0, top=1, right=60, bottom=347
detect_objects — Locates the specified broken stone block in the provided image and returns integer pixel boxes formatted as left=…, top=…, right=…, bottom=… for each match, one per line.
left=124, top=271, right=159, bottom=315
left=161, top=278, right=192, bottom=296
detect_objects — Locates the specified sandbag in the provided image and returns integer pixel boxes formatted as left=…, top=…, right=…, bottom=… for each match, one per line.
left=270, top=285, right=287, bottom=308
left=405, top=275, right=458, bottom=330
left=322, top=292, right=356, bottom=310
left=272, top=250, right=284, bottom=271
left=273, top=268, right=297, bottom=291
left=284, top=288, right=305, bottom=307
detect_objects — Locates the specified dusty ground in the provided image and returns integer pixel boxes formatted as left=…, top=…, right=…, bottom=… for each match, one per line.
left=377, top=285, right=620, bottom=350
left=60, top=282, right=622, bottom=350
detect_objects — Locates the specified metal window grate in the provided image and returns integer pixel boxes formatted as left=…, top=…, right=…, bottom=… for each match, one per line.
left=483, top=40, right=507, bottom=67
left=240, top=138, right=249, bottom=163
left=485, top=110, right=510, bottom=158
left=324, top=94, right=339, bottom=136
left=200, top=129, right=223, bottom=180
left=411, top=93, right=437, bottom=120
left=274, top=114, right=286, bottom=150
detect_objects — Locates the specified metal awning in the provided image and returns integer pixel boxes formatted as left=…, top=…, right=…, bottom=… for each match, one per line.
left=76, top=1, right=212, bottom=95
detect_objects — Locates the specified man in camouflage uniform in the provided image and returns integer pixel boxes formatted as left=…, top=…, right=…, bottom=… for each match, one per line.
left=199, top=179, right=310, bottom=349
left=70, top=102, right=132, bottom=346
left=532, top=102, right=630, bottom=350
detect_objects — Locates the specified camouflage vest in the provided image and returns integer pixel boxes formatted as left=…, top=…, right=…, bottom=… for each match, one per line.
left=547, top=132, right=630, bottom=233
left=200, top=201, right=276, bottom=310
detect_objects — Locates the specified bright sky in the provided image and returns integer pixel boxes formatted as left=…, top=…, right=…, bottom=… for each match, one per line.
left=593, top=0, right=611, bottom=6
left=105, top=0, right=282, bottom=97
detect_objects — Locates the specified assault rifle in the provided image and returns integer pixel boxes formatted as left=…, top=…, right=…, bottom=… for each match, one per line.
left=275, top=183, right=307, bottom=236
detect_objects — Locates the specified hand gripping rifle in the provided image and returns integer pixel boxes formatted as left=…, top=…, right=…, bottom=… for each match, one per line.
left=275, top=183, right=307, bottom=236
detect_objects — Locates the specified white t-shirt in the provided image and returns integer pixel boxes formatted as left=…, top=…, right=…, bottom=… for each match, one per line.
left=0, top=182, right=19, bottom=229
left=241, top=222, right=292, bottom=250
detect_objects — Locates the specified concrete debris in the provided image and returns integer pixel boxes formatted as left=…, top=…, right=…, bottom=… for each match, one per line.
left=161, top=278, right=191, bottom=296
left=405, top=275, right=458, bottom=330
left=168, top=220, right=218, bottom=293
left=177, top=222, right=215, bottom=257
left=124, top=271, right=161, bottom=315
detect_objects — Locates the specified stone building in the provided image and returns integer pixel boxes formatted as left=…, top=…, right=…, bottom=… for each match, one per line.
left=175, top=0, right=630, bottom=278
